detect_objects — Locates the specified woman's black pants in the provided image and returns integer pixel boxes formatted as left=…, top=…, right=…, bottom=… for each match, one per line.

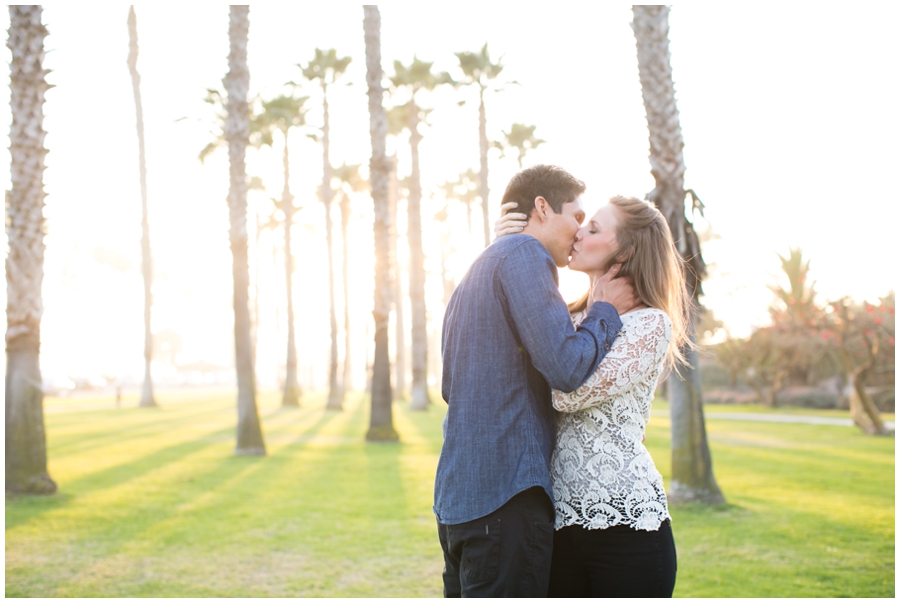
left=548, top=519, right=677, bottom=598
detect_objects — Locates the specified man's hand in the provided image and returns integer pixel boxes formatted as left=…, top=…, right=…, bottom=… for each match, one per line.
left=592, top=264, right=640, bottom=315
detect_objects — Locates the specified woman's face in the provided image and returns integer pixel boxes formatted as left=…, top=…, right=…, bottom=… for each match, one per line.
left=568, top=203, right=619, bottom=275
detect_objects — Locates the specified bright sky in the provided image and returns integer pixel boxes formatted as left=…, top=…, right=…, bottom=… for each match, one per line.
left=1, top=4, right=897, bottom=387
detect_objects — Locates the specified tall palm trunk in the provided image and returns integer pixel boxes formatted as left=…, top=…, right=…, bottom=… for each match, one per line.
left=477, top=86, right=490, bottom=247
left=226, top=5, right=265, bottom=455
left=406, top=103, right=430, bottom=410
left=252, top=211, right=261, bottom=378
left=339, top=194, right=353, bottom=393
left=439, top=229, right=454, bottom=306
left=388, top=156, right=406, bottom=399
left=127, top=6, right=157, bottom=409
left=633, top=4, right=721, bottom=503
left=322, top=91, right=342, bottom=410
left=5, top=5, right=56, bottom=495
left=363, top=5, right=397, bottom=441
left=281, top=137, right=300, bottom=407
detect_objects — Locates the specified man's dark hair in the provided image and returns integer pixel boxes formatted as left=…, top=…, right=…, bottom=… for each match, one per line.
left=500, top=164, right=586, bottom=215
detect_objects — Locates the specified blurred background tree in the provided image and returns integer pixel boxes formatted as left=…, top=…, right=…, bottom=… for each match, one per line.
left=363, top=5, right=397, bottom=441
left=493, top=122, right=544, bottom=170
left=824, top=295, right=894, bottom=434
left=454, top=43, right=508, bottom=247
left=255, top=93, right=310, bottom=408
left=300, top=48, right=352, bottom=411
left=225, top=5, right=265, bottom=455
left=333, top=162, right=368, bottom=396
left=707, top=249, right=894, bottom=435
left=389, top=56, right=452, bottom=411
left=127, top=6, right=157, bottom=409
left=439, top=168, right=479, bottom=236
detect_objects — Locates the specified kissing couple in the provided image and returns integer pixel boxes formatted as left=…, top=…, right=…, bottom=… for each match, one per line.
left=435, top=164, right=689, bottom=597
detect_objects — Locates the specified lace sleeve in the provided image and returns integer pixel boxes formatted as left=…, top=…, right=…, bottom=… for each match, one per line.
left=552, top=310, right=671, bottom=413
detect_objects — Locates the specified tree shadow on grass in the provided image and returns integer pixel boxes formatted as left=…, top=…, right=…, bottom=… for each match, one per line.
left=5, top=424, right=238, bottom=529
left=7, top=394, right=421, bottom=597
left=47, top=404, right=235, bottom=457
left=363, top=439, right=408, bottom=519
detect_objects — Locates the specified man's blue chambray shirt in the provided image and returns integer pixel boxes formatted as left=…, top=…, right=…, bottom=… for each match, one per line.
left=434, top=234, right=623, bottom=525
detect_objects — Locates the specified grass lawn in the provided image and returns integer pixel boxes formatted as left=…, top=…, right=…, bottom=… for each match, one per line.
left=6, top=390, right=895, bottom=597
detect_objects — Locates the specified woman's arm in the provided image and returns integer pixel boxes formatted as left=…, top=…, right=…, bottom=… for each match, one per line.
left=552, top=310, right=671, bottom=413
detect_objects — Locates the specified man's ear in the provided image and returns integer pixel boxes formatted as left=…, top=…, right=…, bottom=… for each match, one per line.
left=531, top=196, right=550, bottom=224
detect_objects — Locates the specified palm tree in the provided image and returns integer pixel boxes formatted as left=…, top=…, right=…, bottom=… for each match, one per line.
left=225, top=5, right=265, bottom=455
left=494, top=123, right=545, bottom=170
left=386, top=105, right=407, bottom=400
left=127, top=6, right=157, bottom=409
left=255, top=94, right=310, bottom=407
left=433, top=202, right=456, bottom=307
left=363, top=5, right=397, bottom=441
left=390, top=57, right=451, bottom=410
left=5, top=5, right=56, bottom=495
left=333, top=162, right=368, bottom=395
left=248, top=175, right=267, bottom=373
left=632, top=4, right=721, bottom=503
left=299, top=48, right=351, bottom=410
left=454, top=43, right=507, bottom=247
left=439, top=168, right=479, bottom=236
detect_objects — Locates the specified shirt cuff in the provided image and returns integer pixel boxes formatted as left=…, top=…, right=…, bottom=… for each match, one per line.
left=580, top=301, right=623, bottom=351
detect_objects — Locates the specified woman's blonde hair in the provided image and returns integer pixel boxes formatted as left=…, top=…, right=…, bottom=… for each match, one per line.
left=567, top=195, right=693, bottom=368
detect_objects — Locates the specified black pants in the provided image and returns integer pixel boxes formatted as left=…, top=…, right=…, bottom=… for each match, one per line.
left=548, top=519, right=677, bottom=598
left=437, top=487, right=555, bottom=597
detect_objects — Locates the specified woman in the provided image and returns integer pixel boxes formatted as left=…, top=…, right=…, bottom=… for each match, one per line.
left=495, top=195, right=689, bottom=597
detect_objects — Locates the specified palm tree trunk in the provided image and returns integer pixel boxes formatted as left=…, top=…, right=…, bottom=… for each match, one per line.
left=226, top=5, right=265, bottom=455
left=322, top=92, right=342, bottom=410
left=339, top=195, right=353, bottom=393
left=389, top=154, right=406, bottom=399
left=5, top=5, right=56, bottom=495
left=633, top=4, right=721, bottom=503
left=668, top=310, right=723, bottom=502
left=281, top=137, right=300, bottom=407
left=478, top=86, right=490, bottom=247
left=440, top=229, right=454, bottom=306
left=406, top=103, right=431, bottom=410
left=252, top=211, right=261, bottom=380
left=363, top=5, right=397, bottom=441
left=127, top=7, right=157, bottom=409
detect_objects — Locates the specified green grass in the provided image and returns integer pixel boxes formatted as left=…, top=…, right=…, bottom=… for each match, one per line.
left=6, top=390, right=894, bottom=597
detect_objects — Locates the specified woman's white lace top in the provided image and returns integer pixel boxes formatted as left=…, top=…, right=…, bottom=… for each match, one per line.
left=551, top=307, right=672, bottom=532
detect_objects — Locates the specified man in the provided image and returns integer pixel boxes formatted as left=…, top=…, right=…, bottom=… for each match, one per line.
left=435, top=165, right=637, bottom=597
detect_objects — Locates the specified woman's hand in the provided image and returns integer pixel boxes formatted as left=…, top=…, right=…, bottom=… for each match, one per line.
left=494, top=202, right=528, bottom=238
left=591, top=264, right=640, bottom=315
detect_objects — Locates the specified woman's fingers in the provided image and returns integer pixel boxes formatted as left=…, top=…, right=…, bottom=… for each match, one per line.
left=499, top=201, right=518, bottom=216
left=497, top=224, right=526, bottom=235
left=493, top=212, right=528, bottom=238
left=604, top=263, right=621, bottom=280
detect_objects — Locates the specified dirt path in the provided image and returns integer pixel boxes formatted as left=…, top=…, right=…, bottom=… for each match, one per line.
left=653, top=409, right=894, bottom=430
